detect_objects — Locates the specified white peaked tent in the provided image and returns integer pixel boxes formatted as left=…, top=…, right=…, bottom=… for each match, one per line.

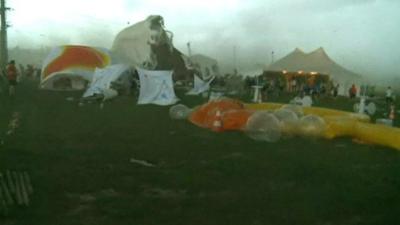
left=186, top=75, right=215, bottom=95
left=266, top=47, right=363, bottom=95
left=83, top=64, right=131, bottom=100
left=267, top=47, right=362, bottom=83
left=136, top=67, right=179, bottom=105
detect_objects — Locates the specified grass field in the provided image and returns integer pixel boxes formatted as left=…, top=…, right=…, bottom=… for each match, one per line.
left=1, top=79, right=400, bottom=225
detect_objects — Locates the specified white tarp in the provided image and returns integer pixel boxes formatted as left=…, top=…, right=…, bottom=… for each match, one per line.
left=137, top=68, right=178, bottom=105
left=83, top=64, right=130, bottom=100
left=186, top=75, right=214, bottom=95
left=111, top=15, right=173, bottom=69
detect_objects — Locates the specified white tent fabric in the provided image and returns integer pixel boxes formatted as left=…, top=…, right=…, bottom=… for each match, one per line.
left=83, top=64, right=130, bottom=100
left=137, top=68, right=179, bottom=105
left=111, top=15, right=173, bottom=69
left=209, top=91, right=224, bottom=101
left=186, top=75, right=214, bottom=95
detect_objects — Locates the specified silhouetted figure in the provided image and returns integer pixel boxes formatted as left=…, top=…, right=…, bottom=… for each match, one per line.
left=349, top=84, right=357, bottom=99
left=386, top=86, right=393, bottom=105
left=333, top=84, right=339, bottom=98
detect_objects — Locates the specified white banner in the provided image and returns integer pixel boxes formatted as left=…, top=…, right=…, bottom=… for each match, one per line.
left=137, top=68, right=179, bottom=105
left=83, top=64, right=129, bottom=100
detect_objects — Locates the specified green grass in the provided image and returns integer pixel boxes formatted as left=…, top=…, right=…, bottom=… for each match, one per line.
left=0, top=80, right=400, bottom=225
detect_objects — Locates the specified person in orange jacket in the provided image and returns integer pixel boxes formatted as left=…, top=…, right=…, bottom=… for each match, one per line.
left=349, top=84, right=357, bottom=99
left=6, top=60, right=18, bottom=97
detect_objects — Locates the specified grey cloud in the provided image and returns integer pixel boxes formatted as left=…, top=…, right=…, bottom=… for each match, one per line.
left=7, top=0, right=400, bottom=80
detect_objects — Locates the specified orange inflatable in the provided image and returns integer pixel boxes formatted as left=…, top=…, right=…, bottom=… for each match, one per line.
left=188, top=99, right=400, bottom=151
left=189, top=99, right=253, bottom=132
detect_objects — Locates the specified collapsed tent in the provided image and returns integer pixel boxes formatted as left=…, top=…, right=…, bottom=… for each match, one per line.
left=186, top=75, right=214, bottom=95
left=136, top=67, right=178, bottom=106
left=111, top=15, right=189, bottom=81
left=184, top=54, right=220, bottom=80
left=83, top=64, right=132, bottom=101
left=40, top=45, right=112, bottom=90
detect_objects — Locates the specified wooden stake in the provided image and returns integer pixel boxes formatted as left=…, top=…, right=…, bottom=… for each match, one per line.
left=19, top=173, right=29, bottom=206
left=0, top=185, right=9, bottom=216
left=12, top=171, right=23, bottom=205
left=6, top=170, right=16, bottom=194
left=23, top=172, right=33, bottom=194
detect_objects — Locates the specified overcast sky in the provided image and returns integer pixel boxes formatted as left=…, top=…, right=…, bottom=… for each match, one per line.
left=6, top=0, right=400, bottom=78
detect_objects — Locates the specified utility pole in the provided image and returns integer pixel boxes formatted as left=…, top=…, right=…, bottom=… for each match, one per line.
left=186, top=42, right=192, bottom=58
left=233, top=45, right=237, bottom=74
left=0, top=0, right=10, bottom=69
left=271, top=51, right=275, bottom=65
left=186, top=42, right=193, bottom=69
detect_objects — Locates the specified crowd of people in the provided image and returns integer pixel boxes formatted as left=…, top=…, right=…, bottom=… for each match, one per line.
left=0, top=60, right=41, bottom=97
left=242, top=75, right=332, bottom=101
left=207, top=73, right=397, bottom=113
left=1, top=61, right=397, bottom=111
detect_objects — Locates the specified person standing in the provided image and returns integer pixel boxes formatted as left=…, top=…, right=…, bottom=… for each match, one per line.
left=6, top=60, right=18, bottom=97
left=349, top=84, right=357, bottom=99
left=333, top=84, right=339, bottom=98
left=291, top=77, right=297, bottom=93
left=385, top=86, right=393, bottom=105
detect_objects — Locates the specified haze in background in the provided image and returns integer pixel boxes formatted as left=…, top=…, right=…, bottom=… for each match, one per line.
left=7, top=0, right=400, bottom=81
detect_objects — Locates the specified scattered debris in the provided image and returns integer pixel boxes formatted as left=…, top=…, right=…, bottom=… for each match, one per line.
left=222, top=152, right=244, bottom=159
left=130, top=158, right=156, bottom=167
left=142, top=186, right=187, bottom=198
left=65, top=97, right=75, bottom=101
left=66, top=189, right=119, bottom=216
left=66, top=188, right=118, bottom=202
left=79, top=194, right=96, bottom=203
left=335, top=143, right=348, bottom=148
left=6, top=112, right=20, bottom=136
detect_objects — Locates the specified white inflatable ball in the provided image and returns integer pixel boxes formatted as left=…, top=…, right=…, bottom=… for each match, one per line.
left=169, top=104, right=191, bottom=120
left=274, top=108, right=300, bottom=136
left=299, top=114, right=326, bottom=138
left=280, top=104, right=304, bottom=118
left=274, top=109, right=299, bottom=124
left=244, top=111, right=281, bottom=142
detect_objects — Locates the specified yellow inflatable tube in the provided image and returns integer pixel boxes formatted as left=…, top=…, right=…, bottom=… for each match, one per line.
left=244, top=103, right=283, bottom=111
left=324, top=117, right=400, bottom=150
left=323, top=116, right=358, bottom=139
left=245, top=103, right=370, bottom=122
left=353, top=123, right=400, bottom=150
left=246, top=103, right=400, bottom=150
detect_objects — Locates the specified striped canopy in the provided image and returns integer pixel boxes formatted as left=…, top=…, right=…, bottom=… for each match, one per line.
left=40, top=45, right=112, bottom=90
